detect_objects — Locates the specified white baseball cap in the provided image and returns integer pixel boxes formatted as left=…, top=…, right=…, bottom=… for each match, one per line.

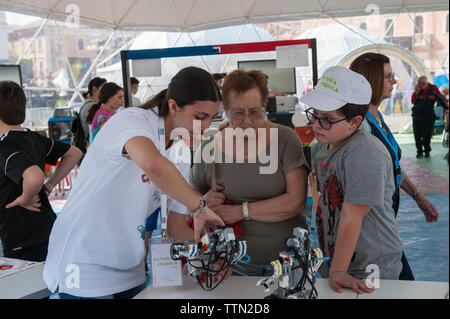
left=299, top=66, right=372, bottom=111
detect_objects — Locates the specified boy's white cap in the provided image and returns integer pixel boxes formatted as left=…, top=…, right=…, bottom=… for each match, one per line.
left=299, top=66, right=372, bottom=111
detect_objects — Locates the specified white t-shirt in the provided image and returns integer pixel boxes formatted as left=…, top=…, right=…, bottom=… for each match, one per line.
left=131, top=95, right=142, bottom=107
left=43, top=107, right=191, bottom=297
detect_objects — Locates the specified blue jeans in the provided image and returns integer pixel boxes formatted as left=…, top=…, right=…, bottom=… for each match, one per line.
left=58, top=282, right=147, bottom=299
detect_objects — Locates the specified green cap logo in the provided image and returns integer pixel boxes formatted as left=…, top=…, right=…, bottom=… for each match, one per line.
left=320, top=75, right=339, bottom=93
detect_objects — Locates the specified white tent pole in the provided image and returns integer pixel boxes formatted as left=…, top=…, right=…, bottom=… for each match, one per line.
left=116, top=0, right=139, bottom=28
left=186, top=34, right=211, bottom=72
left=250, top=23, right=264, bottom=42
left=168, top=0, right=212, bottom=71
left=97, top=38, right=134, bottom=67
left=67, top=30, right=116, bottom=106
left=238, top=0, right=257, bottom=25
left=305, top=0, right=327, bottom=40
left=52, top=18, right=84, bottom=103
left=325, top=12, right=376, bottom=45
left=15, top=14, right=51, bottom=64
left=220, top=0, right=257, bottom=74
left=140, top=32, right=185, bottom=101
left=379, top=6, right=403, bottom=41
left=216, top=0, right=257, bottom=74
left=168, top=0, right=197, bottom=32
left=220, top=23, right=247, bottom=73
left=23, top=87, right=77, bottom=92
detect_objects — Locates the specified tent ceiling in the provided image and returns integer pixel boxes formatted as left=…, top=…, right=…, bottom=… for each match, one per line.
left=0, top=0, right=448, bottom=32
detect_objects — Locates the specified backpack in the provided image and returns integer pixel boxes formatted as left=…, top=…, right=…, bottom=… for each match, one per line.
left=71, top=101, right=90, bottom=153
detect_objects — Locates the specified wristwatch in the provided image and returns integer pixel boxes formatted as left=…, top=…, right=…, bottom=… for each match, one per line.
left=188, top=198, right=207, bottom=217
left=242, top=202, right=251, bottom=221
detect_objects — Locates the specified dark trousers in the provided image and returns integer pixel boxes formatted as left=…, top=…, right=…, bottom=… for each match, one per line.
left=5, top=241, right=48, bottom=262
left=413, top=117, right=434, bottom=154
left=59, top=282, right=147, bottom=299
left=399, top=251, right=415, bottom=280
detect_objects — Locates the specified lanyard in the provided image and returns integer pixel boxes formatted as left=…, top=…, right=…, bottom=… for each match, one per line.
left=366, top=111, right=401, bottom=186
left=158, top=116, right=168, bottom=233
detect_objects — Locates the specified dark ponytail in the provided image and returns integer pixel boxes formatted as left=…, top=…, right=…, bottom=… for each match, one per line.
left=86, top=82, right=123, bottom=124
left=140, top=66, right=222, bottom=116
left=83, top=77, right=107, bottom=100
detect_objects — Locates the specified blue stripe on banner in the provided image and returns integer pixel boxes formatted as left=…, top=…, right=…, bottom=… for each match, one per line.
left=125, top=45, right=220, bottom=60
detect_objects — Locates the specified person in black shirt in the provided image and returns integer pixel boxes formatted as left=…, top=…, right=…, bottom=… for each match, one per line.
left=0, top=81, right=82, bottom=262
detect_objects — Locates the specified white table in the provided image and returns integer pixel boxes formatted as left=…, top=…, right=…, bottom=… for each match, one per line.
left=134, top=275, right=449, bottom=299
left=356, top=280, right=449, bottom=299
left=0, top=258, right=50, bottom=299
left=134, top=276, right=356, bottom=299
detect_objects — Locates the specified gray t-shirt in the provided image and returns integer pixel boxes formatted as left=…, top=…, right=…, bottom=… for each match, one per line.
left=313, top=129, right=403, bottom=280
left=192, top=124, right=310, bottom=265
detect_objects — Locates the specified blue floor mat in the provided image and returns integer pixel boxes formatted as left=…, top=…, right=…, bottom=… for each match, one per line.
left=306, top=193, right=449, bottom=282
left=396, top=194, right=448, bottom=282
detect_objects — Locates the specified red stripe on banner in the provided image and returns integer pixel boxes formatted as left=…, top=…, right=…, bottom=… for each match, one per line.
left=217, top=39, right=312, bottom=54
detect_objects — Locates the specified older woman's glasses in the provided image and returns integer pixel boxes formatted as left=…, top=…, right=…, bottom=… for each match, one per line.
left=305, top=108, right=347, bottom=131
left=229, top=108, right=264, bottom=121
left=384, top=72, right=396, bottom=82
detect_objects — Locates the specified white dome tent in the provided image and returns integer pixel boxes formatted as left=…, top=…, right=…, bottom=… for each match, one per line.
left=0, top=0, right=447, bottom=107
left=0, top=0, right=448, bottom=32
left=294, top=23, right=416, bottom=101
left=97, top=24, right=276, bottom=103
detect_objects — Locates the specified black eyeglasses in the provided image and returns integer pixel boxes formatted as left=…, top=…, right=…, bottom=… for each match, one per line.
left=305, top=108, right=348, bottom=131
left=384, top=72, right=396, bottom=82
left=229, top=107, right=264, bottom=121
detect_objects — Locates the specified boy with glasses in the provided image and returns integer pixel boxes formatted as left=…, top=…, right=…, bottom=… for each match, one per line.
left=300, top=66, right=403, bottom=294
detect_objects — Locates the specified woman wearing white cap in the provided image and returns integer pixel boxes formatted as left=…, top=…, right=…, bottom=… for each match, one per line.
left=350, top=53, right=439, bottom=281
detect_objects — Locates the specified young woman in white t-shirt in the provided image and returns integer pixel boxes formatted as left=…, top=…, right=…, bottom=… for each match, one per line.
left=43, top=67, right=225, bottom=299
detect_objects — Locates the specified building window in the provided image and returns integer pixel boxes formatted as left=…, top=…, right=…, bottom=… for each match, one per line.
left=445, top=13, right=449, bottom=33
left=385, top=19, right=394, bottom=37
left=414, top=16, right=424, bottom=34
left=77, top=39, right=84, bottom=51
left=360, top=21, right=367, bottom=30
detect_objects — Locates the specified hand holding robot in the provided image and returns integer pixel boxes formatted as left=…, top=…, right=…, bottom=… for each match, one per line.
left=170, top=226, right=249, bottom=291
left=256, top=227, right=327, bottom=299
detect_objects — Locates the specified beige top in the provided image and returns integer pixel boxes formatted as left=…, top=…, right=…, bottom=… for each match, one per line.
left=191, top=124, right=310, bottom=264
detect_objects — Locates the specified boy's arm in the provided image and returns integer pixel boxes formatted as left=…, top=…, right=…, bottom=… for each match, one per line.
left=45, top=145, right=82, bottom=195
left=328, top=202, right=375, bottom=294
left=6, top=165, right=44, bottom=212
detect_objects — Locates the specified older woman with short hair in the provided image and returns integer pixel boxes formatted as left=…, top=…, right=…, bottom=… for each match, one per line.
left=191, top=69, right=310, bottom=276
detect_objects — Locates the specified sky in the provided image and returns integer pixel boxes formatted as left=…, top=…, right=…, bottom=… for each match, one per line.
left=4, top=11, right=39, bottom=26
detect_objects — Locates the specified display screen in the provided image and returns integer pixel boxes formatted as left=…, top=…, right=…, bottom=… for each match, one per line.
left=237, top=59, right=296, bottom=94
left=49, top=120, right=72, bottom=142
left=0, top=65, right=23, bottom=86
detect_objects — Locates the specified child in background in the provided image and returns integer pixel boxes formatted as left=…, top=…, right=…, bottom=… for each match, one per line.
left=86, top=82, right=124, bottom=144
left=0, top=81, right=82, bottom=261
left=299, top=67, right=403, bottom=294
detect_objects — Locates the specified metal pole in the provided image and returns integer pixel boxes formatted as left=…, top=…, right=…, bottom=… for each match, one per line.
left=311, top=38, right=319, bottom=86
left=15, top=14, right=50, bottom=65
left=121, top=50, right=132, bottom=108
left=67, top=30, right=116, bottom=106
